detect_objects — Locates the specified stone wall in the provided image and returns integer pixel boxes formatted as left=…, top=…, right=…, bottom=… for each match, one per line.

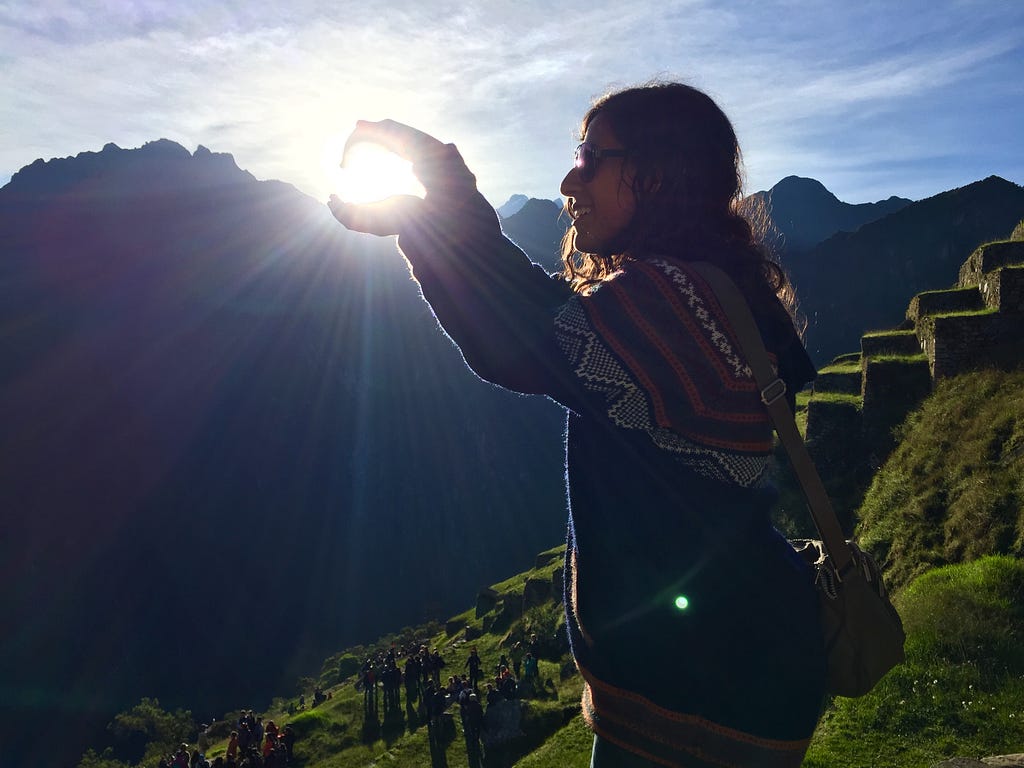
left=907, top=287, right=983, bottom=322
left=814, top=368, right=861, bottom=395
left=918, top=313, right=1024, bottom=379
left=861, top=357, right=932, bottom=454
left=960, top=240, right=1024, bottom=286
left=805, top=398, right=863, bottom=467
left=803, top=238, right=1024, bottom=479
left=982, top=266, right=1024, bottom=313
left=958, top=240, right=1024, bottom=287
left=861, top=330, right=921, bottom=357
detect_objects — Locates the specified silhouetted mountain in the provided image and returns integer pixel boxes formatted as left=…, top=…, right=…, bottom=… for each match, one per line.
left=496, top=194, right=563, bottom=221
left=747, top=175, right=913, bottom=252
left=0, top=142, right=567, bottom=766
left=785, top=176, right=1024, bottom=364
left=496, top=193, right=529, bottom=218
left=499, top=198, right=568, bottom=272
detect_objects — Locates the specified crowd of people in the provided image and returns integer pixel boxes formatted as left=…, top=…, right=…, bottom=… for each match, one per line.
left=356, top=638, right=545, bottom=761
left=143, top=638, right=542, bottom=767
left=152, top=712, right=296, bottom=768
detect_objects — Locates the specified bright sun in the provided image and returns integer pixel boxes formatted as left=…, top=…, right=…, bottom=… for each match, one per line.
left=321, top=133, right=425, bottom=204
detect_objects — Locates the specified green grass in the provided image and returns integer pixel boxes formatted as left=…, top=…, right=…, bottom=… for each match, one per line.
left=795, top=390, right=811, bottom=438
left=804, top=556, right=1024, bottom=767
left=89, top=543, right=1024, bottom=768
left=865, top=353, right=928, bottom=364
left=817, top=361, right=862, bottom=376
left=915, top=287, right=977, bottom=299
left=830, top=352, right=862, bottom=365
left=83, top=364, right=1024, bottom=766
left=863, top=330, right=916, bottom=338
left=809, top=391, right=863, bottom=408
left=930, top=307, right=997, bottom=320
left=190, top=549, right=583, bottom=768
left=513, top=713, right=592, bottom=768
left=857, top=368, right=1024, bottom=590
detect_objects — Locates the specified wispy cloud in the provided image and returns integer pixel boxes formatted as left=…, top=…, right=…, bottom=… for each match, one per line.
left=1, top=0, right=1021, bottom=205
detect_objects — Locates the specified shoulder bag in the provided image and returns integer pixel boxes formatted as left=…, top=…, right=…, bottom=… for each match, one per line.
left=692, top=262, right=906, bottom=698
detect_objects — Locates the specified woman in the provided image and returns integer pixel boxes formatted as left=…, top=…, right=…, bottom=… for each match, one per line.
left=330, top=81, right=825, bottom=767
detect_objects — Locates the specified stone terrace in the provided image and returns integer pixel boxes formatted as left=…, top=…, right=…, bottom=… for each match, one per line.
left=805, top=238, right=1024, bottom=467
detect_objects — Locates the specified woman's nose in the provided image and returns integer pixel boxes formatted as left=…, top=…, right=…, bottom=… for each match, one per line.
left=559, top=167, right=579, bottom=197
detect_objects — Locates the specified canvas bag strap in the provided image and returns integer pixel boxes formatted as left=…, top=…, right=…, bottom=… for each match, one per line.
left=691, top=262, right=855, bottom=575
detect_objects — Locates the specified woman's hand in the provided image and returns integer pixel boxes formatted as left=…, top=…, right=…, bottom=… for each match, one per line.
left=328, top=119, right=477, bottom=237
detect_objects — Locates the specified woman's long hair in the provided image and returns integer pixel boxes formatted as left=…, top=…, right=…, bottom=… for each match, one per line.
left=561, top=81, right=798, bottom=323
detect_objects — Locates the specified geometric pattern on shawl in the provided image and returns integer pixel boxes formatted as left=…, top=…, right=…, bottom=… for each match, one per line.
left=553, top=259, right=774, bottom=488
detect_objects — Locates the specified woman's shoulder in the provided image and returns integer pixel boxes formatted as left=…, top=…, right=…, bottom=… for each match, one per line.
left=595, top=256, right=742, bottom=344
left=564, top=256, right=756, bottom=386
left=593, top=256, right=717, bottom=301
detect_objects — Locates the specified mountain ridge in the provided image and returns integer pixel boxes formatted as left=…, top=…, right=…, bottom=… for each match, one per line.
left=745, top=174, right=913, bottom=252
left=4, top=138, right=1023, bottom=766
left=786, top=174, right=1024, bottom=363
left=5, top=139, right=262, bottom=198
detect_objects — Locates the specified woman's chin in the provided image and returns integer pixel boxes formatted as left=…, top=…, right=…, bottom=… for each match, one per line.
left=572, top=232, right=601, bottom=255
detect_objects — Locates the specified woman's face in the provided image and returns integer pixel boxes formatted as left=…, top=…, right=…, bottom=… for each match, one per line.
left=560, top=113, right=636, bottom=256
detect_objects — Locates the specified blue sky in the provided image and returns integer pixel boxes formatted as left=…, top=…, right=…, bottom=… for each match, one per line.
left=1, top=0, right=1021, bottom=208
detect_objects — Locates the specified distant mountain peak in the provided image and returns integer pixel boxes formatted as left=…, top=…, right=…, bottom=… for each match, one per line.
left=138, top=137, right=192, bottom=158
left=770, top=175, right=840, bottom=204
left=744, top=176, right=913, bottom=253
left=3, top=139, right=255, bottom=197
left=497, top=193, right=529, bottom=218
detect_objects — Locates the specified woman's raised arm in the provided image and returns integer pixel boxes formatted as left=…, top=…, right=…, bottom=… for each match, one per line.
left=328, top=120, right=577, bottom=399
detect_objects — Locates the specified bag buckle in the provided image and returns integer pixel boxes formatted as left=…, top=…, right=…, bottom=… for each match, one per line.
left=760, top=378, right=787, bottom=406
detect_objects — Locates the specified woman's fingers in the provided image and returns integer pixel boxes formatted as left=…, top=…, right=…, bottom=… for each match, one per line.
left=341, top=119, right=475, bottom=195
left=328, top=194, right=423, bottom=237
left=341, top=120, right=447, bottom=168
left=329, top=119, right=477, bottom=235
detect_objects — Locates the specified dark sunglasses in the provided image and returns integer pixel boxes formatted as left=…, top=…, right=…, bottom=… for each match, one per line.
left=574, top=141, right=628, bottom=183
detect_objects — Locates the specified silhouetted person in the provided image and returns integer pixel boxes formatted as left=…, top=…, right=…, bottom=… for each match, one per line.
left=329, top=82, right=826, bottom=766
left=465, top=647, right=482, bottom=689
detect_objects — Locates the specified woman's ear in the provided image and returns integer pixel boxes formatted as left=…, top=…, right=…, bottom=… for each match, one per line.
left=641, top=169, right=662, bottom=195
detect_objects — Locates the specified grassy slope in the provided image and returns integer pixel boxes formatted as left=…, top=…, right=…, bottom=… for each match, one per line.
left=201, top=546, right=586, bottom=768
left=805, top=556, right=1024, bottom=767
left=94, top=368, right=1024, bottom=767
left=857, top=368, right=1024, bottom=589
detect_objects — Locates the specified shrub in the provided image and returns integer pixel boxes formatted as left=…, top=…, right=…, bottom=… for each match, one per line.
left=336, top=653, right=362, bottom=681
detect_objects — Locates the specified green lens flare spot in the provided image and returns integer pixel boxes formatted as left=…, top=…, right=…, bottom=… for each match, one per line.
left=674, top=595, right=690, bottom=611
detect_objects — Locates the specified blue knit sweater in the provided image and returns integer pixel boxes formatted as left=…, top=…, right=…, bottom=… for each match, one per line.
left=394, top=149, right=826, bottom=767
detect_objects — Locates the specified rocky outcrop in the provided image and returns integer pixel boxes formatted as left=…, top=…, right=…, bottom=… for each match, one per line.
left=477, top=588, right=500, bottom=618
left=523, top=577, right=552, bottom=609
